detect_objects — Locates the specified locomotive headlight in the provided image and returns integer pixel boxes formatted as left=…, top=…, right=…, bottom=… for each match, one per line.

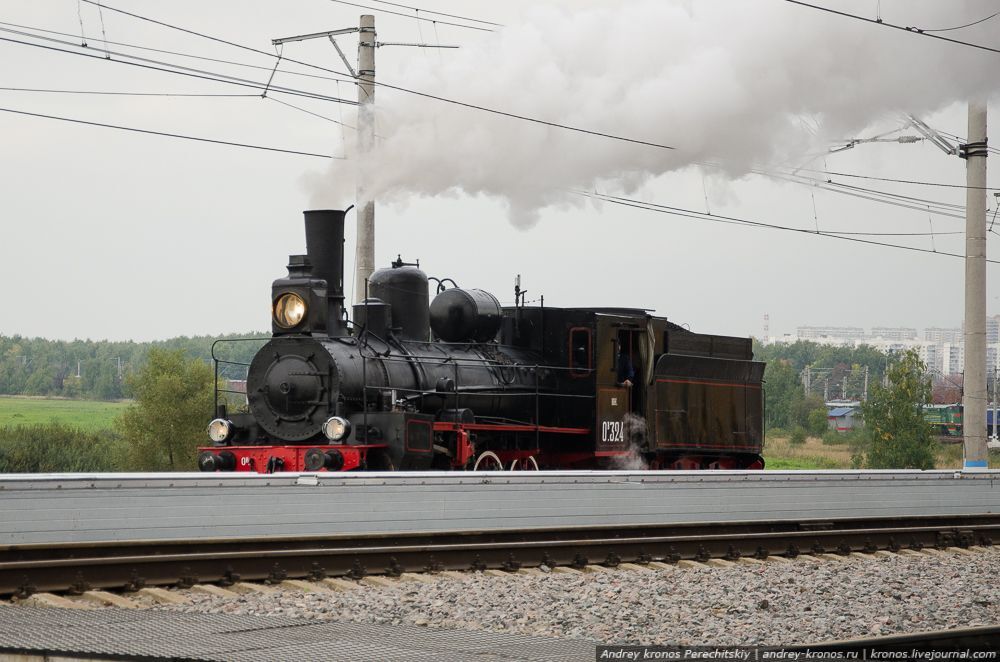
left=322, top=416, right=352, bottom=442
left=273, top=292, right=307, bottom=328
left=207, top=418, right=233, bottom=443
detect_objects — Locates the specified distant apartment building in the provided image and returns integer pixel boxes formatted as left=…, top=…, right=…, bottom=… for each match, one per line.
left=775, top=320, right=1000, bottom=377
left=915, top=342, right=942, bottom=375
left=796, top=326, right=865, bottom=341
left=925, top=327, right=963, bottom=343
left=870, top=327, right=917, bottom=341
left=942, top=343, right=964, bottom=375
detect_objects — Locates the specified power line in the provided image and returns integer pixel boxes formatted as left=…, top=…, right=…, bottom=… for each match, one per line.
left=0, top=20, right=355, bottom=87
left=78, top=0, right=293, bottom=59
left=326, top=0, right=494, bottom=32
left=780, top=164, right=1000, bottom=191
left=0, top=86, right=355, bottom=136
left=0, top=32, right=358, bottom=106
left=577, top=190, right=999, bottom=263
left=763, top=170, right=968, bottom=221
left=819, top=179, right=965, bottom=213
left=361, top=0, right=501, bottom=27
left=76, top=0, right=678, bottom=152
left=16, top=3, right=987, bottom=191
left=265, top=95, right=356, bottom=129
left=0, top=86, right=258, bottom=98
left=690, top=156, right=985, bottom=222
left=783, top=1, right=1000, bottom=55
left=374, top=80, right=678, bottom=151
left=0, top=106, right=337, bottom=159
left=922, top=12, right=999, bottom=33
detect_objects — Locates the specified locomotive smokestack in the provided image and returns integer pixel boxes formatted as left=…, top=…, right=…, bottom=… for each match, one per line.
left=303, top=209, right=346, bottom=335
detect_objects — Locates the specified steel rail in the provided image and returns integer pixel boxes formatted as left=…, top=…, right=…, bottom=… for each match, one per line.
left=2, top=514, right=997, bottom=597
left=790, top=624, right=1000, bottom=652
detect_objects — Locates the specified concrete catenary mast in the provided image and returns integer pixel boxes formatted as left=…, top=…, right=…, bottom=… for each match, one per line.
left=354, top=14, right=376, bottom=305
left=272, top=17, right=456, bottom=306
left=962, top=102, right=989, bottom=470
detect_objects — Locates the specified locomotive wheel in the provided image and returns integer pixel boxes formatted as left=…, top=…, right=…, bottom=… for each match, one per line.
left=366, top=449, right=395, bottom=472
left=509, top=456, right=539, bottom=471
left=472, top=450, right=503, bottom=471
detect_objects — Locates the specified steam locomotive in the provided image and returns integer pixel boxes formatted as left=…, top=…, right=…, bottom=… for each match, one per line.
left=198, top=209, right=765, bottom=473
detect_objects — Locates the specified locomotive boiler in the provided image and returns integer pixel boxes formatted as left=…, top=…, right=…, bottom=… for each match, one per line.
left=198, top=209, right=765, bottom=473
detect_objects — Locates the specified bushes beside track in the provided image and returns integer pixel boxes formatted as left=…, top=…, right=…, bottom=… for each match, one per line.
left=0, top=423, right=126, bottom=473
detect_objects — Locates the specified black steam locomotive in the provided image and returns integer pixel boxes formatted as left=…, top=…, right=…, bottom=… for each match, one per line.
left=198, top=209, right=765, bottom=473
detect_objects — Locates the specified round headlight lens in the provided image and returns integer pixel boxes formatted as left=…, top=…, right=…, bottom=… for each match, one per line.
left=273, top=293, right=307, bottom=328
left=322, top=416, right=352, bottom=442
left=207, top=418, right=233, bottom=443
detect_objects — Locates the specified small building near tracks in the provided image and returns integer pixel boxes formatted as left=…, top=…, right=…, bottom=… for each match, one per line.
left=827, top=406, right=861, bottom=432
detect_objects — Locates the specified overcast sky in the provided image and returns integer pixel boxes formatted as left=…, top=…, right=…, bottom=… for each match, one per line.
left=1, top=0, right=998, bottom=342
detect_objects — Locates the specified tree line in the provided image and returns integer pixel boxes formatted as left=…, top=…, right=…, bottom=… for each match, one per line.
left=756, top=340, right=940, bottom=469
left=0, top=348, right=216, bottom=472
left=754, top=340, right=891, bottom=433
left=0, top=333, right=268, bottom=400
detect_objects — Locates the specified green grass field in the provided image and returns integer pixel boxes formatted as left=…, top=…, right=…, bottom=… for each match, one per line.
left=0, top=396, right=127, bottom=431
left=763, top=456, right=846, bottom=470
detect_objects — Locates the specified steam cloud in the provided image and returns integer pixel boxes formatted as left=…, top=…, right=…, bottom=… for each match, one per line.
left=307, top=0, right=999, bottom=226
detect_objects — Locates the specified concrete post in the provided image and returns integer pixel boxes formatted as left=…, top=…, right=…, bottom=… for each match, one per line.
left=963, top=101, right=989, bottom=470
left=354, top=14, right=376, bottom=305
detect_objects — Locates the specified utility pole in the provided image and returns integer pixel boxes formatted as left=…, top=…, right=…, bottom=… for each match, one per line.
left=272, top=19, right=456, bottom=306
left=962, top=101, right=989, bottom=470
left=354, top=14, right=376, bottom=305
left=992, top=365, right=998, bottom=443
left=802, top=366, right=811, bottom=396
left=863, top=366, right=869, bottom=401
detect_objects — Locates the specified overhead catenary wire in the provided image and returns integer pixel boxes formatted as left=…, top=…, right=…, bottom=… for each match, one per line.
left=8, top=17, right=986, bottom=201
left=576, top=190, right=993, bottom=262
left=9, top=0, right=991, bottom=226
left=74, top=0, right=678, bottom=152
left=74, top=0, right=87, bottom=46
left=326, top=0, right=494, bottom=32
left=773, top=164, right=1000, bottom=191
left=0, top=86, right=259, bottom=98
left=95, top=0, right=111, bottom=59
left=47, top=0, right=1000, bottom=171
left=0, top=105, right=337, bottom=159
left=817, top=180, right=965, bottom=211
left=914, top=11, right=999, bottom=33
left=265, top=95, right=357, bottom=129
left=783, top=0, right=1000, bottom=55
left=361, top=0, right=501, bottom=27
left=763, top=170, right=969, bottom=221
left=0, top=32, right=359, bottom=107
left=0, top=20, right=357, bottom=88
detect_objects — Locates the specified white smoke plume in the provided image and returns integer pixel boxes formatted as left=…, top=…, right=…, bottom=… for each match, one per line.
left=609, top=412, right=650, bottom=471
left=307, top=0, right=999, bottom=226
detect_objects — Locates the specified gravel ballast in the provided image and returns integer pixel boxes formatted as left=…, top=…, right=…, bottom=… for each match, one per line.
left=156, top=548, right=1000, bottom=646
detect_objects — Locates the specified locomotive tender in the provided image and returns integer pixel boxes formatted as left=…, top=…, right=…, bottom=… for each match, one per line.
left=198, top=209, right=765, bottom=473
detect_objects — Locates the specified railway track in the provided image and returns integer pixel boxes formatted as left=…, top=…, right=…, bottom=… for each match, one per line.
left=786, top=624, right=1000, bottom=653
left=3, top=513, right=997, bottom=598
